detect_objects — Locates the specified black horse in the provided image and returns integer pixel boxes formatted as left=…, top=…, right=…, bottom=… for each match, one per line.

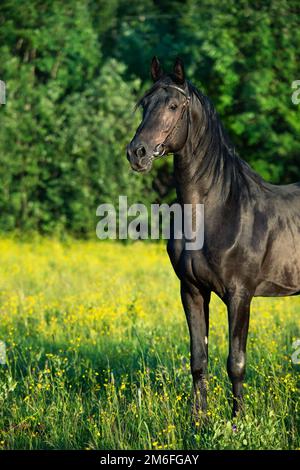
left=127, top=57, right=300, bottom=419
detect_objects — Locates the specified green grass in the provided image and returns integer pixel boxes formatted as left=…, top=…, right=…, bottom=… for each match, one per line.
left=0, top=238, right=299, bottom=449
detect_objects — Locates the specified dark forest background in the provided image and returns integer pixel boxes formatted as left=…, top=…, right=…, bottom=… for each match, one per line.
left=0, top=0, right=299, bottom=235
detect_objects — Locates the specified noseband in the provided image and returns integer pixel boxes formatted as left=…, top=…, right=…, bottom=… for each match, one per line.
left=153, top=84, right=191, bottom=157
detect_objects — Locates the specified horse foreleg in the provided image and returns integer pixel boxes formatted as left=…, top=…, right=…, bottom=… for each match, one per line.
left=181, top=282, right=210, bottom=421
left=227, top=293, right=251, bottom=417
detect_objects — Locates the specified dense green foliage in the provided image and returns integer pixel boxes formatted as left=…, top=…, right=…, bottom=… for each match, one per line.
left=0, top=0, right=299, bottom=234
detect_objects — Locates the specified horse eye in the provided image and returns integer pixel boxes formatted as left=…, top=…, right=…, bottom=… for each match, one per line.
left=169, top=103, right=178, bottom=110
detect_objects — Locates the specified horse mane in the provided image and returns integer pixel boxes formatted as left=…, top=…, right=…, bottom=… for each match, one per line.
left=187, top=82, right=274, bottom=201
left=135, top=74, right=185, bottom=110
left=135, top=79, right=169, bottom=110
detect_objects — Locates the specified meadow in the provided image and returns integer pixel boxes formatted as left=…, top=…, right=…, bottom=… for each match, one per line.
left=0, top=238, right=299, bottom=450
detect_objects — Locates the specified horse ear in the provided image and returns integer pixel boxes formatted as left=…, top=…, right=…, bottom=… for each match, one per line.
left=173, top=57, right=185, bottom=84
left=151, top=56, right=163, bottom=82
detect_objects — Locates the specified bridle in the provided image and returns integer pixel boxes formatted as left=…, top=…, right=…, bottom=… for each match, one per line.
left=152, top=84, right=191, bottom=158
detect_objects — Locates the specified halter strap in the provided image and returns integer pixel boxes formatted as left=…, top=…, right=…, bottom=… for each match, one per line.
left=162, top=84, right=191, bottom=101
left=156, top=84, right=190, bottom=153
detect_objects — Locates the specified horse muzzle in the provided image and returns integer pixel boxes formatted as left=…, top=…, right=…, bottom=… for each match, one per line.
left=126, top=143, right=154, bottom=173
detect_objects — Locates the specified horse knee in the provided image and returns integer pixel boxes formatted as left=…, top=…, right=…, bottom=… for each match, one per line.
left=227, top=355, right=245, bottom=382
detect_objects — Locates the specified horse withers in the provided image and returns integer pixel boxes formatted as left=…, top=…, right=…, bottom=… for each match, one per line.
left=127, top=57, right=300, bottom=419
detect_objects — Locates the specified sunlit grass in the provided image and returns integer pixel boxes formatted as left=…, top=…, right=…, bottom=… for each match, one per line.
left=0, top=238, right=299, bottom=449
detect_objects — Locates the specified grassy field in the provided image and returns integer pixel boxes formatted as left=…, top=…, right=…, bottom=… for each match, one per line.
left=0, top=238, right=299, bottom=450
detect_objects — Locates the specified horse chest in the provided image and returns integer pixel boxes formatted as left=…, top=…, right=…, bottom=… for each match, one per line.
left=167, top=238, right=222, bottom=292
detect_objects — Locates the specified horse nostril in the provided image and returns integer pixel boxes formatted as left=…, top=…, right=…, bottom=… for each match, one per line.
left=135, top=145, right=146, bottom=159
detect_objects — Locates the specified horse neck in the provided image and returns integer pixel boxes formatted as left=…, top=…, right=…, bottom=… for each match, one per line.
left=173, top=89, right=254, bottom=207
